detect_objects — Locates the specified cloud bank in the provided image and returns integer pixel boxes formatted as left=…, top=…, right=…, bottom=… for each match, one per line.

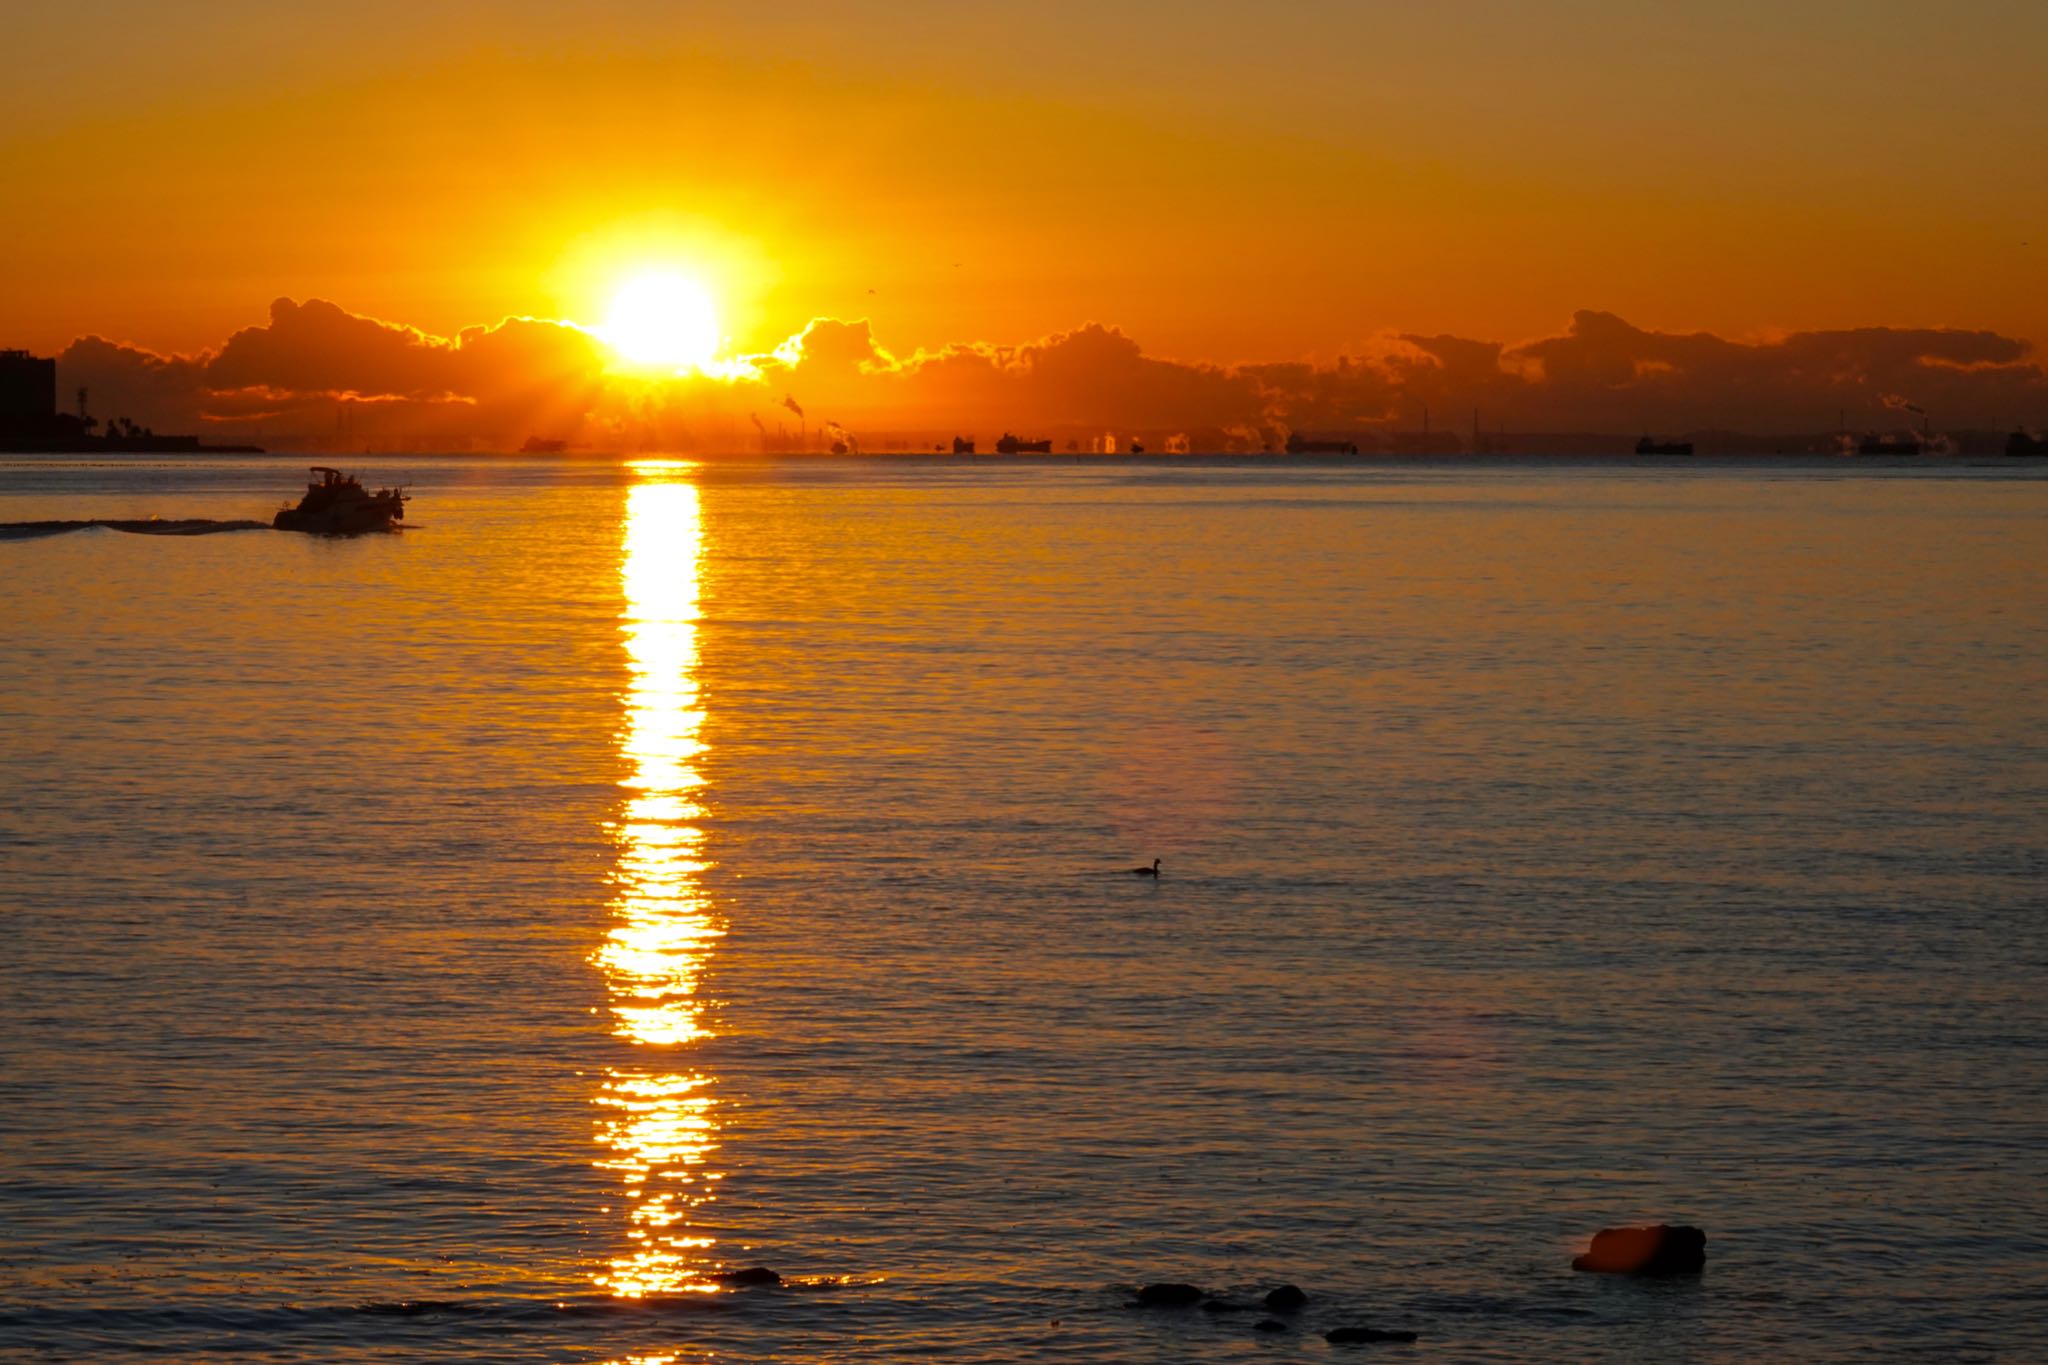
left=58, top=300, right=2048, bottom=452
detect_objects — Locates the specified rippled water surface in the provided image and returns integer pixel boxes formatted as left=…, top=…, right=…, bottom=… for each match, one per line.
left=3, top=455, right=2045, bottom=1362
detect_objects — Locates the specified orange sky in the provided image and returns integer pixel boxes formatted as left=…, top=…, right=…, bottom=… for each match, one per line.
left=5, top=0, right=2046, bottom=367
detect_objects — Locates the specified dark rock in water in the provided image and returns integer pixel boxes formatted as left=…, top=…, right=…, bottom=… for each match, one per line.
left=1572, top=1224, right=1706, bottom=1275
left=1326, top=1325, right=1420, bottom=1344
left=1255, top=1317, right=1290, bottom=1333
left=718, top=1266, right=782, bottom=1286
left=1263, top=1284, right=1308, bottom=1313
left=1201, top=1297, right=1257, bottom=1313
left=1133, top=1282, right=1206, bottom=1307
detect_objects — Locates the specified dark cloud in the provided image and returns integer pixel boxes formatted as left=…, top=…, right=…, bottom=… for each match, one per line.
left=754, top=320, right=1262, bottom=436
left=60, top=299, right=607, bottom=444
left=54, top=299, right=2048, bottom=450
left=207, top=298, right=454, bottom=397
left=776, top=318, right=893, bottom=377
left=1492, top=310, right=2046, bottom=432
left=206, top=298, right=606, bottom=411
left=60, top=335, right=210, bottom=430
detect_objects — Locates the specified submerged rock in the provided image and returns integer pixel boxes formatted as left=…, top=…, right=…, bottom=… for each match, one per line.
left=1263, top=1284, right=1308, bottom=1313
left=1326, top=1325, right=1420, bottom=1344
left=718, top=1266, right=783, bottom=1286
left=1255, top=1317, right=1290, bottom=1333
left=1201, top=1297, right=1257, bottom=1313
left=1133, top=1282, right=1206, bottom=1308
left=1571, top=1224, right=1706, bottom=1275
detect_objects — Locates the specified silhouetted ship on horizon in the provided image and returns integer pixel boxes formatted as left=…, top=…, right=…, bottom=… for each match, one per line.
left=952, top=436, right=975, bottom=454
left=1284, top=433, right=1361, bottom=455
left=0, top=348, right=263, bottom=454
left=2007, top=429, right=2048, bottom=456
left=273, top=467, right=407, bottom=535
left=994, top=433, right=1052, bottom=454
left=1635, top=436, right=1695, bottom=455
left=1858, top=434, right=1923, bottom=456
left=519, top=436, right=568, bottom=454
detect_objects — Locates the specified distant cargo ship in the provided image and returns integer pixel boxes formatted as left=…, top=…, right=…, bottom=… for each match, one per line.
left=1284, top=434, right=1360, bottom=455
left=519, top=436, right=568, bottom=454
left=952, top=436, right=975, bottom=454
left=1858, top=435, right=1923, bottom=456
left=994, top=432, right=1051, bottom=454
left=1635, top=436, right=1695, bottom=455
left=2006, top=430, right=2048, bottom=456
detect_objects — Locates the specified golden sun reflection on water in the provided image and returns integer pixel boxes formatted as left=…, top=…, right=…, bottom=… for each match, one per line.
left=594, top=467, right=725, bottom=1297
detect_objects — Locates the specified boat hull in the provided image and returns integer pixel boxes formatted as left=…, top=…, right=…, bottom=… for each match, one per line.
left=273, top=497, right=404, bottom=535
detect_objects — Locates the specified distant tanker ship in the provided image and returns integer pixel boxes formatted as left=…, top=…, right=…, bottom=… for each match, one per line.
left=1285, top=433, right=1361, bottom=455
left=1858, top=405, right=1932, bottom=456
left=994, top=432, right=1052, bottom=454
left=1634, top=436, right=1695, bottom=455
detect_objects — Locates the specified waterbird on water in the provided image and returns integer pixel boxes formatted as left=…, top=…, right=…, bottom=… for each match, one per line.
left=1129, top=858, right=1161, bottom=877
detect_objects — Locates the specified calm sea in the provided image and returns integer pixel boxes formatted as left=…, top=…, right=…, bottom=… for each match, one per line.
left=2, top=454, right=2044, bottom=1362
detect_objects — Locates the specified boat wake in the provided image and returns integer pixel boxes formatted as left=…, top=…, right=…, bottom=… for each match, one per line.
left=0, top=518, right=275, bottom=540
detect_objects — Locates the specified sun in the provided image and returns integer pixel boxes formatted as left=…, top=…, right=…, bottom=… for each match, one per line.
left=601, top=271, right=722, bottom=371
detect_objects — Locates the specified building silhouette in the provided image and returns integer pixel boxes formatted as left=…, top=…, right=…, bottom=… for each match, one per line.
left=0, top=349, right=61, bottom=438
left=0, top=348, right=262, bottom=452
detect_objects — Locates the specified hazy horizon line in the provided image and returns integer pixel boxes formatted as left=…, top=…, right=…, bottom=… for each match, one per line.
left=25, top=296, right=2048, bottom=453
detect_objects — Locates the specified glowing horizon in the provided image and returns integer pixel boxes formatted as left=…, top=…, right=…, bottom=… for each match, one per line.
left=5, top=4, right=2043, bottom=366
left=6, top=2, right=2044, bottom=449
left=34, top=292, right=2048, bottom=455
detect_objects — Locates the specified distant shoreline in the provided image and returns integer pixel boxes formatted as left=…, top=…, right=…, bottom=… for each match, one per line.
left=0, top=448, right=2042, bottom=464
left=0, top=439, right=265, bottom=456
